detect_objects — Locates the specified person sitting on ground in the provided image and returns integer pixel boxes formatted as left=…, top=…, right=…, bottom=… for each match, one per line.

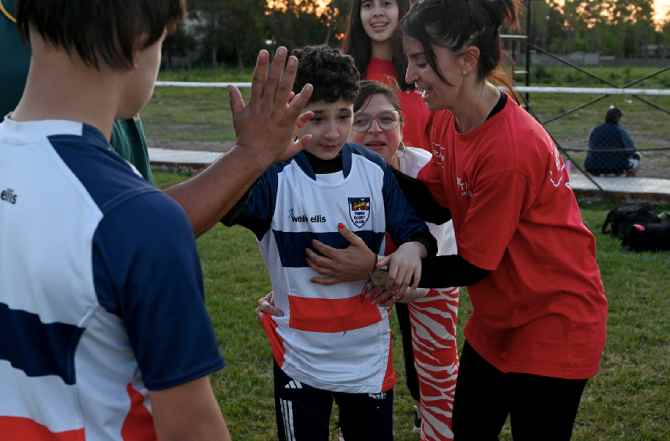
left=584, top=105, right=640, bottom=177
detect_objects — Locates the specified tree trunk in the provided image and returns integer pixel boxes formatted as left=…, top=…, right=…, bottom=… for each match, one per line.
left=211, top=46, right=218, bottom=67
left=235, top=35, right=244, bottom=71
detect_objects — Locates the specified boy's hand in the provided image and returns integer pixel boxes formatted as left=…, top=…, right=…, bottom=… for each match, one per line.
left=378, top=241, right=426, bottom=292
left=308, top=224, right=376, bottom=285
left=229, top=47, right=314, bottom=167
left=256, top=291, right=283, bottom=321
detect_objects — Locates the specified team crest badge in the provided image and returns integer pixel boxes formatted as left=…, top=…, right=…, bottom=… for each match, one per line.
left=348, top=197, right=371, bottom=228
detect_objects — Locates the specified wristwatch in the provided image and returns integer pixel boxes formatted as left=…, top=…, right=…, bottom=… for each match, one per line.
left=369, top=266, right=389, bottom=289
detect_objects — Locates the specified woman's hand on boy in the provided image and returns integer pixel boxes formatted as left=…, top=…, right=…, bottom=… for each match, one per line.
left=256, top=291, right=284, bottom=321
left=229, top=47, right=314, bottom=167
left=378, top=242, right=426, bottom=293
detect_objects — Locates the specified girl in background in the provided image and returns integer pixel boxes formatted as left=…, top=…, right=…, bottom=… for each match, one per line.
left=344, top=0, right=430, bottom=149
left=343, top=3, right=435, bottom=432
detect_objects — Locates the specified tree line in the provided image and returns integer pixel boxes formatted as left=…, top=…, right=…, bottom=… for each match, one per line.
left=164, top=0, right=670, bottom=69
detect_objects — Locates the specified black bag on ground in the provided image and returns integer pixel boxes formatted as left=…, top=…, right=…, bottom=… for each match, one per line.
left=622, top=222, right=670, bottom=252
left=601, top=203, right=661, bottom=239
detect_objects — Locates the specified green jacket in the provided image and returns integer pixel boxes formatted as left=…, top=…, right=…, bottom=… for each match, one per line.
left=0, top=0, right=29, bottom=118
left=111, top=119, right=154, bottom=184
left=1, top=0, right=154, bottom=183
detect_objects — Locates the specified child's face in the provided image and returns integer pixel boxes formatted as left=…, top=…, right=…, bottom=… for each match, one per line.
left=298, top=99, right=354, bottom=160
left=118, top=31, right=166, bottom=118
left=360, top=0, right=400, bottom=45
left=351, top=94, right=403, bottom=163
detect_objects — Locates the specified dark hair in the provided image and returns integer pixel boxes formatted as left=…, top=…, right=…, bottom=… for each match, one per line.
left=401, top=0, right=520, bottom=88
left=16, top=0, right=186, bottom=70
left=292, top=45, right=361, bottom=104
left=343, top=0, right=411, bottom=91
left=605, top=106, right=622, bottom=124
left=354, top=80, right=404, bottom=125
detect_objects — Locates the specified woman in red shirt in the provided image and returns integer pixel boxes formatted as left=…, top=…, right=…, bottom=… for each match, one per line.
left=315, top=0, right=608, bottom=439
left=402, top=1, right=607, bottom=439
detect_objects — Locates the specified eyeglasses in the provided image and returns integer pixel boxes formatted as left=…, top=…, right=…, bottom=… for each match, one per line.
left=352, top=111, right=401, bottom=133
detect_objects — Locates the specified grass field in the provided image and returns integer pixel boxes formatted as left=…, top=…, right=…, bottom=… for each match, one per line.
left=143, top=66, right=670, bottom=178
left=155, top=171, right=670, bottom=441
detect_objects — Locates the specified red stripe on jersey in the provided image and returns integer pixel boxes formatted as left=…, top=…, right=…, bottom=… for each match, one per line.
left=121, top=384, right=157, bottom=441
left=262, top=313, right=285, bottom=366
left=0, top=416, right=84, bottom=441
left=382, top=325, right=396, bottom=392
left=288, top=294, right=382, bottom=333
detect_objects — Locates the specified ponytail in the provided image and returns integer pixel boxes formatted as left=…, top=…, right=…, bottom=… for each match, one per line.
left=402, top=0, right=522, bottom=84
left=488, top=67, right=521, bottom=103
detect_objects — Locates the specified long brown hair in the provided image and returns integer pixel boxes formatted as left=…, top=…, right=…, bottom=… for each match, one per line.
left=343, top=0, right=412, bottom=91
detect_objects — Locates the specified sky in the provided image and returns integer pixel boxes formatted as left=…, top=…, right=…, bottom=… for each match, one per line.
left=657, top=0, right=670, bottom=23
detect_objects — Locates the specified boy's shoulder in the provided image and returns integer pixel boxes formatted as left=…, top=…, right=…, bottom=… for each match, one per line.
left=2, top=119, right=184, bottom=232
left=346, top=143, right=388, bottom=171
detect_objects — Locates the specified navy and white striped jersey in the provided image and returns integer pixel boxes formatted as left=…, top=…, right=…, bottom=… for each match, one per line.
left=0, top=118, right=224, bottom=440
left=225, top=143, right=433, bottom=394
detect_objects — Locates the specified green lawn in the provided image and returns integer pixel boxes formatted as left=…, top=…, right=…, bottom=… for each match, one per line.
left=143, top=66, right=670, bottom=176
left=156, top=171, right=670, bottom=441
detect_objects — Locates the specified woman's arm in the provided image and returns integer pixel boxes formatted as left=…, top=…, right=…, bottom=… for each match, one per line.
left=392, top=168, right=452, bottom=224
left=419, top=255, right=488, bottom=287
left=307, top=226, right=488, bottom=290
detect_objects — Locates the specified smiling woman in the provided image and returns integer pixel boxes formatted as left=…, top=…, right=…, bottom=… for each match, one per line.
left=399, top=1, right=609, bottom=439
left=343, top=0, right=431, bottom=150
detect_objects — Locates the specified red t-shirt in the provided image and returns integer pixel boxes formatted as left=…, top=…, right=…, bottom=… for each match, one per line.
left=418, top=97, right=608, bottom=379
left=365, top=58, right=431, bottom=150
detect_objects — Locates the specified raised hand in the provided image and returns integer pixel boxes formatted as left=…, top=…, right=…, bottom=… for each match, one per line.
left=229, top=47, right=314, bottom=166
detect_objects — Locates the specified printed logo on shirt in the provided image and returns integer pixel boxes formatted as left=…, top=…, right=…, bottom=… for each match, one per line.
left=431, top=143, right=447, bottom=165
left=289, top=209, right=327, bottom=223
left=1, top=188, right=17, bottom=205
left=548, top=145, right=568, bottom=188
left=348, top=197, right=371, bottom=228
left=456, top=177, right=472, bottom=198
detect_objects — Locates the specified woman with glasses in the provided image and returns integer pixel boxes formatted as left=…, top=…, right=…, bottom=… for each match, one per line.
left=350, top=81, right=460, bottom=440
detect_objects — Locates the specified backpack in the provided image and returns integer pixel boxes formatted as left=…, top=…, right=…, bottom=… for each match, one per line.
left=601, top=203, right=661, bottom=239
left=621, top=222, right=670, bottom=252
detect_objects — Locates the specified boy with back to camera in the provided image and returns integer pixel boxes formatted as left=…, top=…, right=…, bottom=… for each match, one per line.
left=222, top=45, right=437, bottom=441
left=0, top=1, right=312, bottom=440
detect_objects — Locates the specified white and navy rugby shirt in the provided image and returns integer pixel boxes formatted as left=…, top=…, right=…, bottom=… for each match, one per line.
left=0, top=119, right=223, bottom=441
left=225, top=143, right=432, bottom=394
